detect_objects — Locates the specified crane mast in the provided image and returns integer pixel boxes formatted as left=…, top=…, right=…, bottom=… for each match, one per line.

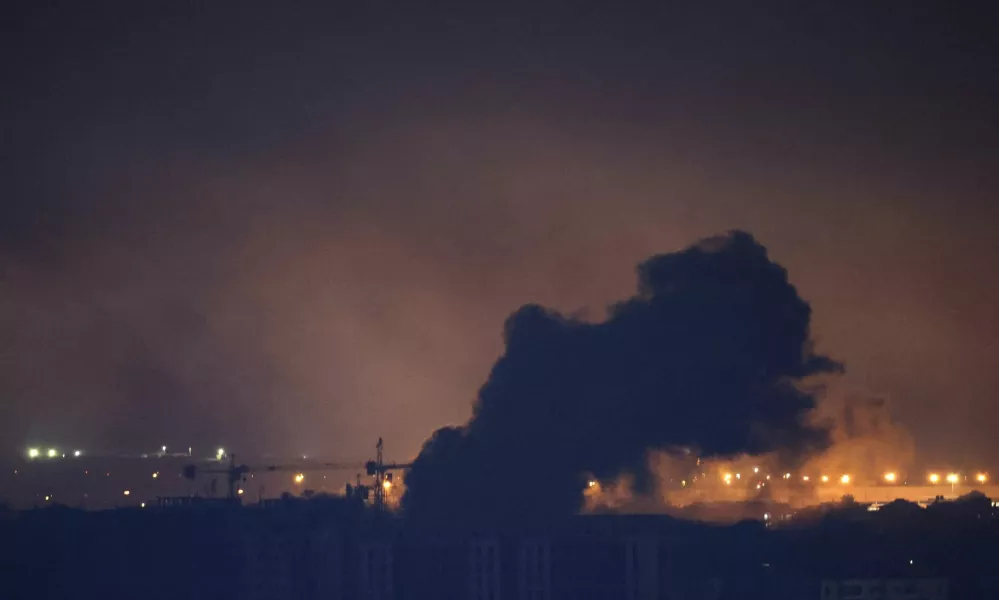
left=183, top=438, right=412, bottom=506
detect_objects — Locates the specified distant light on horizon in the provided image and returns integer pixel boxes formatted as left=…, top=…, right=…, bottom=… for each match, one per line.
left=27, top=448, right=39, bottom=459
left=123, top=490, right=130, bottom=496
left=293, top=473, right=305, bottom=484
left=73, top=450, right=81, bottom=457
left=46, top=448, right=57, bottom=458
left=884, top=472, right=897, bottom=483
left=946, top=473, right=959, bottom=484
left=928, top=473, right=940, bottom=484
left=840, top=474, right=851, bottom=485
left=977, top=473, right=988, bottom=483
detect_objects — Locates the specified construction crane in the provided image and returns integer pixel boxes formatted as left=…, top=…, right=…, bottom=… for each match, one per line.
left=365, top=438, right=413, bottom=511
left=183, top=438, right=411, bottom=507
left=183, top=455, right=365, bottom=500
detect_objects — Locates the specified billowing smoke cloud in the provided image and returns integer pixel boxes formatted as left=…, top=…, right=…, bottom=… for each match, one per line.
left=403, top=231, right=842, bottom=523
left=583, top=385, right=918, bottom=519
left=628, top=381, right=915, bottom=516
left=801, top=387, right=916, bottom=482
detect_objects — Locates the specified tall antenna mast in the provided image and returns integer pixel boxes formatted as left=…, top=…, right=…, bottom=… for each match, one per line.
left=373, top=437, right=385, bottom=511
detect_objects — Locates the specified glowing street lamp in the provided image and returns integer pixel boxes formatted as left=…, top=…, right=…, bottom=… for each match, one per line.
left=884, top=472, right=897, bottom=483
left=976, top=473, right=988, bottom=484
left=840, top=474, right=851, bottom=485
left=293, top=473, right=305, bottom=484
left=928, top=473, right=940, bottom=484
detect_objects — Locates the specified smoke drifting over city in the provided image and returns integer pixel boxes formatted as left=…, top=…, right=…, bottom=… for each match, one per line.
left=4, top=2, right=999, bottom=481
left=403, top=231, right=842, bottom=522
left=578, top=385, right=917, bottom=520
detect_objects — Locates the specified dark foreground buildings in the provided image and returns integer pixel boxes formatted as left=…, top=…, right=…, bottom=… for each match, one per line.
left=3, top=495, right=999, bottom=600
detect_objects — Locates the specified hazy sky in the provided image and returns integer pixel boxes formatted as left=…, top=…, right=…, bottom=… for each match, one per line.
left=2, top=2, right=997, bottom=466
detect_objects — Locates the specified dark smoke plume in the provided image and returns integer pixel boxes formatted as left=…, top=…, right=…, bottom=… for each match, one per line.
left=402, top=231, right=841, bottom=524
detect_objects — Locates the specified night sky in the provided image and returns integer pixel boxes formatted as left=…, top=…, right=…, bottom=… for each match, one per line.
left=3, top=2, right=998, bottom=467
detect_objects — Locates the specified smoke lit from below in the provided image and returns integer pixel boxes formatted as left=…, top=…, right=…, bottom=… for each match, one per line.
left=580, top=386, right=987, bottom=522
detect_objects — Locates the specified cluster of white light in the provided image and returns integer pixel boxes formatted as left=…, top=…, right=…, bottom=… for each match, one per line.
left=26, top=447, right=82, bottom=460
left=24, top=444, right=209, bottom=460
